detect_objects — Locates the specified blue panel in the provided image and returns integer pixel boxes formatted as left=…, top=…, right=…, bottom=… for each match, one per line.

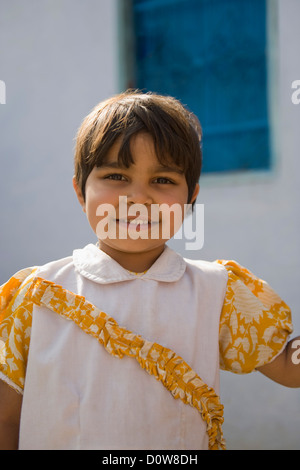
left=133, top=0, right=270, bottom=173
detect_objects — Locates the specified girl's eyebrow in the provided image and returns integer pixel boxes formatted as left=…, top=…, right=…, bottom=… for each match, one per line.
left=100, top=161, right=184, bottom=174
left=153, top=165, right=184, bottom=175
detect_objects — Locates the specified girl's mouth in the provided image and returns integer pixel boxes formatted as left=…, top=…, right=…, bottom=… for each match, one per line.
left=116, top=218, right=159, bottom=232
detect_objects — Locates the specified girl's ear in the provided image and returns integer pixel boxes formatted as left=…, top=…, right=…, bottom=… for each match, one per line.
left=190, top=183, right=200, bottom=204
left=72, top=176, right=86, bottom=212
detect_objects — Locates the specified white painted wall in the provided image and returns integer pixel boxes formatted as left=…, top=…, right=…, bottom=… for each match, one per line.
left=0, top=0, right=299, bottom=450
left=0, top=0, right=119, bottom=278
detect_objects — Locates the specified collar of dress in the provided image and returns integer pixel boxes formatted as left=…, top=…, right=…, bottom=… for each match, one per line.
left=73, top=243, right=186, bottom=284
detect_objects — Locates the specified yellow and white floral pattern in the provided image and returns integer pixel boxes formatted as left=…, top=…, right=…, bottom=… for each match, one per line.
left=0, top=267, right=36, bottom=393
left=217, top=260, right=293, bottom=373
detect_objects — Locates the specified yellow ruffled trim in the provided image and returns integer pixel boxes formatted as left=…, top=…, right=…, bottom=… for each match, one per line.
left=25, top=277, right=226, bottom=450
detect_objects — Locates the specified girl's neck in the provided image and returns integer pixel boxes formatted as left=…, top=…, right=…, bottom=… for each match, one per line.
left=97, top=241, right=165, bottom=273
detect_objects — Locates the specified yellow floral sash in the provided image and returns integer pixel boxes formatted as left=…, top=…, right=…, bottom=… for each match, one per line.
left=25, top=277, right=226, bottom=450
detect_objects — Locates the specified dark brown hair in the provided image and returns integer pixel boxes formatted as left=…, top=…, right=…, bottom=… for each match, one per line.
left=74, top=90, right=202, bottom=206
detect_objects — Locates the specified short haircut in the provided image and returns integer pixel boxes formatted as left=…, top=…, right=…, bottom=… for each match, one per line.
left=74, top=90, right=202, bottom=206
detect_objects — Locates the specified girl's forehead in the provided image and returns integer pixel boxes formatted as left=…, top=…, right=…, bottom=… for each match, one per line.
left=103, top=132, right=184, bottom=172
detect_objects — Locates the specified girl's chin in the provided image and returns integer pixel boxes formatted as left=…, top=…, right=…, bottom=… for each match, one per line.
left=98, top=238, right=167, bottom=254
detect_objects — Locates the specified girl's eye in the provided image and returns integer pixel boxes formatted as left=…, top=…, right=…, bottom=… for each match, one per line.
left=105, top=174, right=126, bottom=181
left=154, top=177, right=173, bottom=184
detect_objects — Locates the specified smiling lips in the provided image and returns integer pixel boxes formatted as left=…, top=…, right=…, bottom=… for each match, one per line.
left=116, top=218, right=159, bottom=231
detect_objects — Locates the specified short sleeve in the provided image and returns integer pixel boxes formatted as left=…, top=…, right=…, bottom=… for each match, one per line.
left=217, top=260, right=293, bottom=374
left=0, top=268, right=36, bottom=393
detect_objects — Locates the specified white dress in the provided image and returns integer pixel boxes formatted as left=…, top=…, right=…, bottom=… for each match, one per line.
left=0, top=244, right=293, bottom=450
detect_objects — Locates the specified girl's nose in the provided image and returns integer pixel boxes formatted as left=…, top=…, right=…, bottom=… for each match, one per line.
left=127, top=183, right=153, bottom=206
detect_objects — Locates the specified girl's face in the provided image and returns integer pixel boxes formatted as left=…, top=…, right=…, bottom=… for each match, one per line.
left=73, top=132, right=199, bottom=271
